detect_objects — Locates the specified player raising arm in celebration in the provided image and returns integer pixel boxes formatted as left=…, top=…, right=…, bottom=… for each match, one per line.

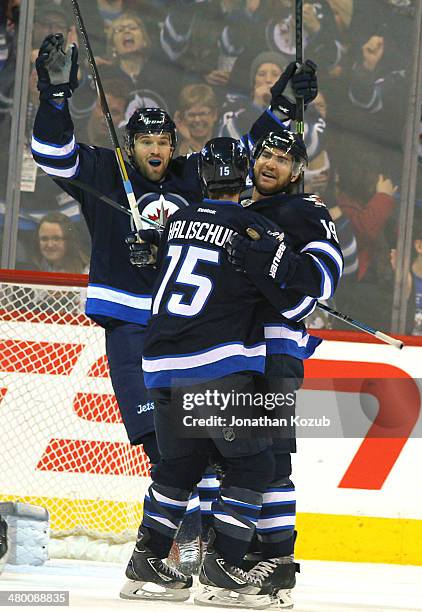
left=30, top=32, right=317, bottom=471
left=224, top=128, right=343, bottom=607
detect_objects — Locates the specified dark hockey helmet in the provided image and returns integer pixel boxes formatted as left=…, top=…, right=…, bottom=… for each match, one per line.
left=253, top=129, right=308, bottom=177
left=198, top=137, right=249, bottom=195
left=125, top=107, right=177, bottom=161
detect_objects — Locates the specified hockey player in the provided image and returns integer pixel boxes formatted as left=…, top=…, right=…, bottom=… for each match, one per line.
left=224, top=128, right=344, bottom=607
left=30, top=32, right=317, bottom=469
left=31, top=31, right=317, bottom=577
left=121, top=137, right=306, bottom=608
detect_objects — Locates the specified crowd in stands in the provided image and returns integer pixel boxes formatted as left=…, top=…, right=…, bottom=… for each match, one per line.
left=0, top=0, right=421, bottom=331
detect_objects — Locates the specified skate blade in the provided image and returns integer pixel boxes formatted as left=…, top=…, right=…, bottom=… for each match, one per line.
left=270, top=589, right=294, bottom=609
left=120, top=579, right=191, bottom=602
left=194, top=585, right=271, bottom=609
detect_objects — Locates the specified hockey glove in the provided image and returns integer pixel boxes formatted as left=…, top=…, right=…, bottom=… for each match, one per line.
left=270, top=59, right=318, bottom=121
left=126, top=229, right=161, bottom=267
left=36, top=34, right=79, bottom=101
left=225, top=225, right=290, bottom=283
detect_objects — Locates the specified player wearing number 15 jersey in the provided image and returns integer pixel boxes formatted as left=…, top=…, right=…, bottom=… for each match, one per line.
left=120, top=138, right=303, bottom=607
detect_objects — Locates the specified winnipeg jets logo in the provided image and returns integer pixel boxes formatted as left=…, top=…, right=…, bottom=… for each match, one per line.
left=133, top=192, right=190, bottom=231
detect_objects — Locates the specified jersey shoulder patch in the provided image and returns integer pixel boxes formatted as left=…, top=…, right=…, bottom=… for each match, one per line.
left=302, top=193, right=327, bottom=208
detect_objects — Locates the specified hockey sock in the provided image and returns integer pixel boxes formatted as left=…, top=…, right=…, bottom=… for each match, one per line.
left=175, top=488, right=201, bottom=543
left=212, top=486, right=263, bottom=566
left=141, top=482, right=192, bottom=558
left=256, top=478, right=296, bottom=558
left=197, top=469, right=219, bottom=542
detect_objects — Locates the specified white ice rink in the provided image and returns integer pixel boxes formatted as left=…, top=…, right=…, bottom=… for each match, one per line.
left=1, top=559, right=421, bottom=612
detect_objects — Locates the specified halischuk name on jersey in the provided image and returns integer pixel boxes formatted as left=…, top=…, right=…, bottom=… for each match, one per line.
left=142, top=199, right=290, bottom=388
left=31, top=99, right=286, bottom=327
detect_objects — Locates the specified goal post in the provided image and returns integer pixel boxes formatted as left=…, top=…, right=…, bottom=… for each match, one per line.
left=0, top=269, right=150, bottom=561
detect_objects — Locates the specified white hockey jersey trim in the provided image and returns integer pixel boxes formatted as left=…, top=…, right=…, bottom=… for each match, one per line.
left=31, top=135, right=76, bottom=157
left=87, top=285, right=152, bottom=311
left=37, top=158, right=80, bottom=179
left=142, top=343, right=266, bottom=372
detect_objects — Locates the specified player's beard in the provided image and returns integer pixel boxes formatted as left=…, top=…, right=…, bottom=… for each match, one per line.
left=135, top=157, right=169, bottom=182
left=253, top=169, right=294, bottom=196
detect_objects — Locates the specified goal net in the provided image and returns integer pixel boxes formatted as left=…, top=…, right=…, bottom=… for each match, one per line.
left=0, top=270, right=150, bottom=561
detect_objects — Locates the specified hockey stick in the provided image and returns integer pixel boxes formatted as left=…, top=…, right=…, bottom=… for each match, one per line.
left=245, top=228, right=404, bottom=349
left=294, top=0, right=305, bottom=192
left=60, top=178, right=162, bottom=229
left=316, top=303, right=404, bottom=350
left=70, top=0, right=143, bottom=230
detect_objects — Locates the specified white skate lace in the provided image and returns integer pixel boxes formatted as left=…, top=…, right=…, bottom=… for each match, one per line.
left=179, top=541, right=199, bottom=562
left=231, top=565, right=263, bottom=586
left=248, top=559, right=279, bottom=581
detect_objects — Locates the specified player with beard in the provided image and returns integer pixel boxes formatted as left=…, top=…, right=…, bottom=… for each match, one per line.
left=222, top=128, right=343, bottom=607
left=30, top=31, right=317, bottom=573
left=31, top=31, right=316, bottom=468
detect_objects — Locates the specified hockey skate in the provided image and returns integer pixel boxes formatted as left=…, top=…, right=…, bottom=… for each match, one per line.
left=248, top=557, right=300, bottom=609
left=119, top=528, right=193, bottom=602
left=194, top=531, right=272, bottom=609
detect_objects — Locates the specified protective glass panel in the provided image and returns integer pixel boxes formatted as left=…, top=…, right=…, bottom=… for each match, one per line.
left=3, top=0, right=421, bottom=334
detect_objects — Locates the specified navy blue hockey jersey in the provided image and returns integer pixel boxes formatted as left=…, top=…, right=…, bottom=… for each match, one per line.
left=245, top=192, right=344, bottom=359
left=142, top=199, right=291, bottom=389
left=31, top=99, right=287, bottom=328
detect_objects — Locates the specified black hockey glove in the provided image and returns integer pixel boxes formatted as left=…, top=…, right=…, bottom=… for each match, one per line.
left=225, top=225, right=290, bottom=283
left=270, top=59, right=318, bottom=121
left=36, top=34, right=79, bottom=101
left=126, top=229, right=162, bottom=267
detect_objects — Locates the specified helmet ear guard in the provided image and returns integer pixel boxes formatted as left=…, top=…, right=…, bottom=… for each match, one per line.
left=198, top=137, right=250, bottom=197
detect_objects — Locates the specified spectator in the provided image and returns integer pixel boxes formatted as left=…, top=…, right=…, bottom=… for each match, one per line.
left=160, top=0, right=252, bottom=92
left=228, top=0, right=342, bottom=96
left=333, top=141, right=399, bottom=329
left=174, top=84, right=219, bottom=155
left=304, top=92, right=330, bottom=197
left=31, top=212, right=89, bottom=274
left=347, top=33, right=407, bottom=153
left=32, top=4, right=76, bottom=49
left=219, top=51, right=288, bottom=139
left=105, top=11, right=175, bottom=113
left=75, top=66, right=132, bottom=146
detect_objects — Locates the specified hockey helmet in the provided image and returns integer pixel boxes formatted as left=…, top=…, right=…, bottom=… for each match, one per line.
left=198, top=137, right=249, bottom=195
left=125, top=107, right=177, bottom=160
left=253, top=129, right=308, bottom=177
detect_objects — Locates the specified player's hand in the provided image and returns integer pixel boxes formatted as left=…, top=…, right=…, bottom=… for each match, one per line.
left=36, top=34, right=79, bottom=101
left=225, top=225, right=290, bottom=283
left=125, top=229, right=161, bottom=267
left=270, top=60, right=318, bottom=120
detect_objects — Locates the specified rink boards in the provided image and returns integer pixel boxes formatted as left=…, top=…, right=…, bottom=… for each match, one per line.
left=0, top=322, right=421, bottom=565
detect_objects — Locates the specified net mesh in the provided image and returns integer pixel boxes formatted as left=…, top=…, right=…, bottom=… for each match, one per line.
left=0, top=273, right=149, bottom=554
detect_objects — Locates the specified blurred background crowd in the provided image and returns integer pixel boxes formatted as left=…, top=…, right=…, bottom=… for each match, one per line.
left=0, top=0, right=421, bottom=334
